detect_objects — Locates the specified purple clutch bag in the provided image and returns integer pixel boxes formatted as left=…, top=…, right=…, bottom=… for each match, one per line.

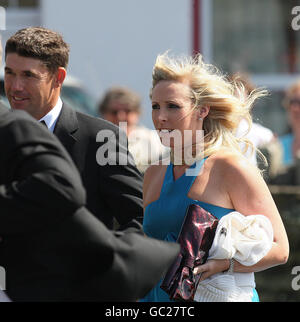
left=160, top=204, right=219, bottom=301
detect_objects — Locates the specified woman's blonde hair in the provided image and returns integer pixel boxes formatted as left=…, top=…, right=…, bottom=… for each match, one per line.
left=151, top=52, right=268, bottom=163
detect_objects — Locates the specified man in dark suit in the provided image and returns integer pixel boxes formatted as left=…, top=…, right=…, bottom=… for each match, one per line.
left=0, top=101, right=179, bottom=301
left=4, top=27, right=143, bottom=229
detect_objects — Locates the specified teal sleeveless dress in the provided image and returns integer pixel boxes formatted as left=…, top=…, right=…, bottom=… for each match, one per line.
left=141, top=158, right=259, bottom=302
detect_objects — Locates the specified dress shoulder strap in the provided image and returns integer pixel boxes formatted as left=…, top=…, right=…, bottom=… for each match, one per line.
left=160, top=163, right=173, bottom=195
left=185, top=157, right=207, bottom=192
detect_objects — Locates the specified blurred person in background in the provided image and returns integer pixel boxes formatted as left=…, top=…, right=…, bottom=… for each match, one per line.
left=4, top=27, right=144, bottom=230
left=230, top=73, right=277, bottom=163
left=99, top=86, right=168, bottom=174
left=230, top=72, right=283, bottom=180
left=280, top=80, right=300, bottom=166
left=268, top=80, right=300, bottom=185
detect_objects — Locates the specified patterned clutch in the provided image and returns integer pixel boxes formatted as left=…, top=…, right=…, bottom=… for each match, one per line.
left=160, top=204, right=219, bottom=301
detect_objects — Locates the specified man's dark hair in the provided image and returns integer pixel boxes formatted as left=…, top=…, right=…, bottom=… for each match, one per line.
left=5, top=27, right=70, bottom=73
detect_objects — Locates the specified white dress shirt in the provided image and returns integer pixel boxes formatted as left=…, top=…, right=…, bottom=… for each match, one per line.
left=39, top=97, right=63, bottom=133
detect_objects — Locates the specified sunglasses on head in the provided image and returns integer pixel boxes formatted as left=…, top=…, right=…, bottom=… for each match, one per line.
left=108, top=109, right=133, bottom=115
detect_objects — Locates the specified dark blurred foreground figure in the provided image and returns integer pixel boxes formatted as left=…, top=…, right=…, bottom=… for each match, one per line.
left=0, top=103, right=179, bottom=301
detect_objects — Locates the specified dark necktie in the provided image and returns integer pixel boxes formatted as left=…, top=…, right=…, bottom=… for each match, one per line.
left=40, top=120, right=48, bottom=128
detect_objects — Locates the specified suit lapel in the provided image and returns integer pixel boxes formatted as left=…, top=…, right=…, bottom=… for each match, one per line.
left=54, top=104, right=79, bottom=150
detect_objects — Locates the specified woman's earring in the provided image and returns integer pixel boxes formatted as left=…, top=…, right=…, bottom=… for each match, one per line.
left=198, top=117, right=203, bottom=121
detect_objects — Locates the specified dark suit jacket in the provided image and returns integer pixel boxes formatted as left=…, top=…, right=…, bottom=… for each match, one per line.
left=0, top=104, right=179, bottom=301
left=54, top=104, right=144, bottom=229
left=0, top=104, right=86, bottom=234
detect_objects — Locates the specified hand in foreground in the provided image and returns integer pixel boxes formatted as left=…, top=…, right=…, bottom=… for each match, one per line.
left=193, top=259, right=230, bottom=282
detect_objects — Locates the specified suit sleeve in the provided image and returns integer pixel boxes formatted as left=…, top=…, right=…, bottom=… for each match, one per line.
left=98, top=127, right=144, bottom=229
left=0, top=112, right=86, bottom=235
left=25, top=207, right=180, bottom=301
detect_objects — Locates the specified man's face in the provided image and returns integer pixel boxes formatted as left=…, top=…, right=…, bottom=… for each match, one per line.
left=104, top=100, right=140, bottom=131
left=4, top=53, right=59, bottom=119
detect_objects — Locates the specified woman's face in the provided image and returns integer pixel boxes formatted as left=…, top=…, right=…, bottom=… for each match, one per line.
left=151, top=80, right=200, bottom=148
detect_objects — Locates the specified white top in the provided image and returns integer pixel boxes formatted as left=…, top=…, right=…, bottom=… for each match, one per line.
left=195, top=211, right=273, bottom=302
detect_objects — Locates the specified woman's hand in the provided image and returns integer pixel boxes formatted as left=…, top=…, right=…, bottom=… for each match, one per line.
left=193, top=259, right=230, bottom=282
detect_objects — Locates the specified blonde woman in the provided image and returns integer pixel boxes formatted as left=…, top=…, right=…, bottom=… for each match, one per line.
left=141, top=53, right=289, bottom=302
